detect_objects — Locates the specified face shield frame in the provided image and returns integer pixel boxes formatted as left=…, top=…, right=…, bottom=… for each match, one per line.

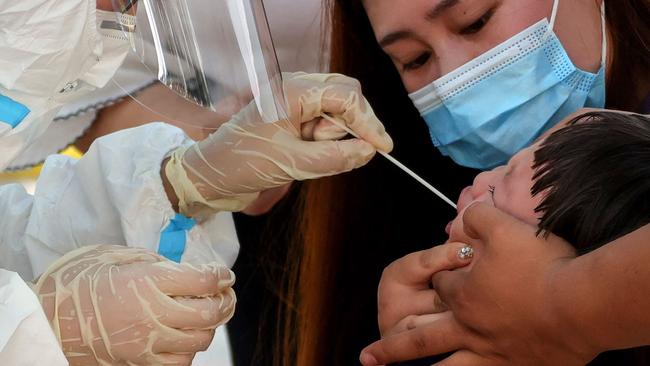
left=111, top=0, right=288, bottom=124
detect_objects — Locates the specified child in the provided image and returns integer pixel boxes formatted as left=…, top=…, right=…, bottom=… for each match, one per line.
left=411, top=111, right=650, bottom=365
left=450, top=111, right=650, bottom=256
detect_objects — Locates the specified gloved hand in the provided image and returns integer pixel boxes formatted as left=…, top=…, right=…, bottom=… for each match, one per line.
left=34, top=245, right=236, bottom=366
left=165, top=72, right=394, bottom=215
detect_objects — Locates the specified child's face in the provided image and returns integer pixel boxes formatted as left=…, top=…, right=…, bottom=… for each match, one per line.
left=447, top=141, right=544, bottom=239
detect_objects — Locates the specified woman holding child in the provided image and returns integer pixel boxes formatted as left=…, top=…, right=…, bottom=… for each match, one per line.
left=245, top=0, right=650, bottom=365
left=347, top=0, right=650, bottom=365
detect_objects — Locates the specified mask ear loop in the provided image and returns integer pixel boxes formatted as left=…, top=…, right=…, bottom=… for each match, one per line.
left=547, top=0, right=607, bottom=68
left=599, top=1, right=607, bottom=67
left=542, top=0, right=560, bottom=41
left=549, top=0, right=560, bottom=30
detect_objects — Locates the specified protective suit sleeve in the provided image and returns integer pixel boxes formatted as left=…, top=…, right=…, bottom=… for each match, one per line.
left=0, top=123, right=238, bottom=361
left=0, top=269, right=68, bottom=365
left=0, top=122, right=239, bottom=282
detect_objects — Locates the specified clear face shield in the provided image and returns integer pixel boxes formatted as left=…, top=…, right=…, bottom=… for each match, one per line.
left=111, top=0, right=288, bottom=126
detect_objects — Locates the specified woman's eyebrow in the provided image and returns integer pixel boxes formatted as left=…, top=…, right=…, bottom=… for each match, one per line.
left=379, top=0, right=462, bottom=48
left=426, top=0, right=461, bottom=21
left=379, top=30, right=418, bottom=48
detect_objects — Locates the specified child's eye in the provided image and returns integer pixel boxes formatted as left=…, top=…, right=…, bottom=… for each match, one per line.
left=403, top=52, right=432, bottom=71
left=488, top=185, right=496, bottom=197
left=460, top=8, right=495, bottom=35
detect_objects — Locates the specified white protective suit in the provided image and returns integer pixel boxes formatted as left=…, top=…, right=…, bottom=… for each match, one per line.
left=2, top=1, right=325, bottom=365
left=0, top=0, right=238, bottom=363
left=7, top=0, right=327, bottom=170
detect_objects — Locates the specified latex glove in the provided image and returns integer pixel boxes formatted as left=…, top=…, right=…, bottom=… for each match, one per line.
left=34, top=245, right=236, bottom=366
left=360, top=203, right=588, bottom=366
left=165, top=72, right=393, bottom=215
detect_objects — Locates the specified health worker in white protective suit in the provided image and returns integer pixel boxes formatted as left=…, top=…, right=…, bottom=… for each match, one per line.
left=0, top=0, right=393, bottom=365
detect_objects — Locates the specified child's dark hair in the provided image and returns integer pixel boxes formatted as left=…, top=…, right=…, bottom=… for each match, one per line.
left=532, top=111, right=650, bottom=365
left=532, top=111, right=650, bottom=253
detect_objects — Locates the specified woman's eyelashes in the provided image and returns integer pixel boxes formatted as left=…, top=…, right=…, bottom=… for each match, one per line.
left=400, top=7, right=497, bottom=72
left=403, top=52, right=432, bottom=71
left=459, top=7, right=495, bottom=35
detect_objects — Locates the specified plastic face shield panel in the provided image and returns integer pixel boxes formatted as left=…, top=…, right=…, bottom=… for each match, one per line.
left=112, top=0, right=287, bottom=124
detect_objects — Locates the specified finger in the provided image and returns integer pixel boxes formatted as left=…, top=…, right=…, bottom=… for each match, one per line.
left=291, top=72, right=364, bottom=89
left=318, top=73, right=365, bottom=88
left=300, top=139, right=376, bottom=175
left=360, top=313, right=466, bottom=366
left=395, top=290, right=449, bottom=315
left=462, top=202, right=527, bottom=244
left=153, top=329, right=215, bottom=354
left=93, top=245, right=164, bottom=262
left=312, top=118, right=348, bottom=141
left=139, top=262, right=235, bottom=297
left=378, top=244, right=470, bottom=333
left=433, top=350, right=486, bottom=366
left=300, top=117, right=349, bottom=141
left=160, top=289, right=236, bottom=329
left=385, top=243, right=474, bottom=287
left=301, top=119, right=317, bottom=140
left=318, top=87, right=393, bottom=152
left=385, top=312, right=449, bottom=337
left=379, top=290, right=448, bottom=334
left=431, top=269, right=469, bottom=307
left=152, top=352, right=195, bottom=366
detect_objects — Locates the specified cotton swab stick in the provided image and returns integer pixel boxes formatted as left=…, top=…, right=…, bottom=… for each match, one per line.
left=320, top=114, right=457, bottom=210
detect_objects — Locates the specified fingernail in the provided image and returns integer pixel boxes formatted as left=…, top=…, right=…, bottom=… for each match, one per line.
left=458, top=245, right=474, bottom=260
left=359, top=352, right=378, bottom=366
left=382, top=133, right=394, bottom=152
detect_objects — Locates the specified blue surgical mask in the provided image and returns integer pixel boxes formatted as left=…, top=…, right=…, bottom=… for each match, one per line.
left=409, top=0, right=607, bottom=170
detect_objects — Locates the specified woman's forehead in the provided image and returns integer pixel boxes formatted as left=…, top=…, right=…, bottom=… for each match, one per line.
left=363, top=0, right=547, bottom=44
left=362, top=0, right=435, bottom=31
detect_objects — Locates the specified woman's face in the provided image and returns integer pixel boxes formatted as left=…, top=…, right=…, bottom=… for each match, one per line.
left=363, top=0, right=604, bottom=92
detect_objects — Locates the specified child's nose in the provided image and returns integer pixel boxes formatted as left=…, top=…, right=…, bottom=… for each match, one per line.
left=472, top=171, right=494, bottom=197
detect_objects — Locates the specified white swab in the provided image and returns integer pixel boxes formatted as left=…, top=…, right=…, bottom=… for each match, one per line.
left=320, top=114, right=457, bottom=210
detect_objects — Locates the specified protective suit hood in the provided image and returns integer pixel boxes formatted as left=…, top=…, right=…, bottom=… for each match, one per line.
left=0, top=2, right=132, bottom=170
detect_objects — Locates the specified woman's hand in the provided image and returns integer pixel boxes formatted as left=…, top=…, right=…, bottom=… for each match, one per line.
left=376, top=243, right=473, bottom=338
left=360, top=203, right=597, bottom=366
left=35, top=245, right=236, bottom=366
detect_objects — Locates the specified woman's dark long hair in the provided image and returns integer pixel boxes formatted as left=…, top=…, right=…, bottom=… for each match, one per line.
left=254, top=1, right=650, bottom=365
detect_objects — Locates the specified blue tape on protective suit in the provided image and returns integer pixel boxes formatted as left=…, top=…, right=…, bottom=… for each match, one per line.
left=0, top=94, right=30, bottom=128
left=158, top=214, right=197, bottom=263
